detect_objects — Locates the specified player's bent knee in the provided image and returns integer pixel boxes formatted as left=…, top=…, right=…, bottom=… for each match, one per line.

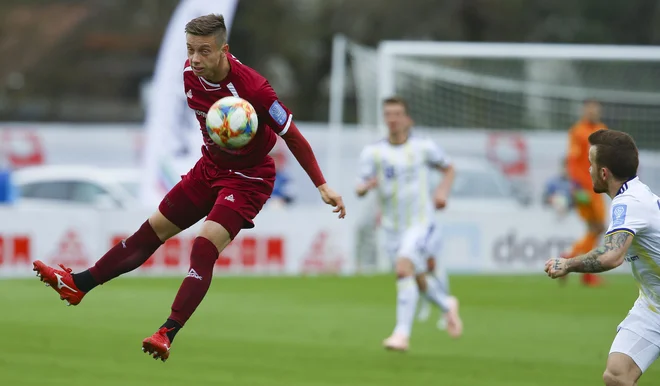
left=603, top=369, right=633, bottom=386
left=198, top=220, right=232, bottom=253
left=395, top=258, right=415, bottom=278
left=426, top=257, right=435, bottom=272
left=148, top=211, right=182, bottom=242
left=415, top=273, right=428, bottom=292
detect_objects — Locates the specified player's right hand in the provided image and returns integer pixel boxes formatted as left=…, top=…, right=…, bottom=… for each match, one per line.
left=544, top=257, right=569, bottom=278
left=318, top=184, right=346, bottom=219
left=356, top=178, right=378, bottom=197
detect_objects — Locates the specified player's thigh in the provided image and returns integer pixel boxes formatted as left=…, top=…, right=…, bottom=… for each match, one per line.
left=206, top=188, right=271, bottom=242
left=156, top=170, right=215, bottom=239
left=608, top=328, right=658, bottom=380
left=198, top=219, right=232, bottom=253
left=398, top=226, right=430, bottom=274
left=383, top=230, right=401, bottom=264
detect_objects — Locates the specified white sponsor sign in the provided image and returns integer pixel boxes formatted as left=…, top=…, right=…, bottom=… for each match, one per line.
left=0, top=206, right=355, bottom=278
left=0, top=204, right=632, bottom=278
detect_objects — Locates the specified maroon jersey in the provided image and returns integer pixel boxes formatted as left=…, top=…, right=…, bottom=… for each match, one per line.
left=184, top=54, right=293, bottom=170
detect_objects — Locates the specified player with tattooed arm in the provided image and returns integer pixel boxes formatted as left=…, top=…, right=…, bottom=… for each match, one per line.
left=546, top=129, right=660, bottom=385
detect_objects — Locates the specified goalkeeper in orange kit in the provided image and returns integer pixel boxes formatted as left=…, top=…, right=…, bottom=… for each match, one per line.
left=563, top=99, right=608, bottom=286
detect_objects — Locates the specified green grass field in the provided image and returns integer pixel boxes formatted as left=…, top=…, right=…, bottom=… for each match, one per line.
left=1, top=274, right=659, bottom=385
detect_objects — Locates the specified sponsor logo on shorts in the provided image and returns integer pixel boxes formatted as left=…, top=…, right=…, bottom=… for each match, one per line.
left=194, top=109, right=207, bottom=118
left=225, top=194, right=235, bottom=202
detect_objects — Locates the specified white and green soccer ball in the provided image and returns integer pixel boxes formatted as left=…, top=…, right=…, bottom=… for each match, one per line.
left=206, top=96, right=258, bottom=150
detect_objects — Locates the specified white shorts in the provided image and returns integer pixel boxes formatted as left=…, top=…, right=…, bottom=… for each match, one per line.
left=383, top=223, right=441, bottom=273
left=610, top=297, right=660, bottom=373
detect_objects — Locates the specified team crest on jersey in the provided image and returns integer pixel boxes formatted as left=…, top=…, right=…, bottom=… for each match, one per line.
left=612, top=204, right=628, bottom=227
left=269, top=101, right=287, bottom=125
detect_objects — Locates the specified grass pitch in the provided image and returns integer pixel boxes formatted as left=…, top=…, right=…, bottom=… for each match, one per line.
left=1, top=274, right=659, bottom=385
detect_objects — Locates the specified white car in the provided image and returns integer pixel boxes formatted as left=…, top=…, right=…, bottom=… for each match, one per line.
left=435, top=156, right=525, bottom=212
left=13, top=165, right=141, bottom=209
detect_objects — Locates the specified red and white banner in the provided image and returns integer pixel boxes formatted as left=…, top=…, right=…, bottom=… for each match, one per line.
left=0, top=207, right=355, bottom=278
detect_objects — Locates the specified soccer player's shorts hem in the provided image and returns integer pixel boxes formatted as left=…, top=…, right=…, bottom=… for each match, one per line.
left=158, top=181, right=212, bottom=231
left=161, top=156, right=275, bottom=238
left=610, top=297, right=660, bottom=372
left=207, top=189, right=272, bottom=240
left=384, top=224, right=439, bottom=273
left=609, top=328, right=660, bottom=373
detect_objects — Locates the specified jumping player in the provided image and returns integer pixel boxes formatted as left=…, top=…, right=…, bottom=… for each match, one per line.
left=564, top=99, right=608, bottom=286
left=546, top=129, right=660, bottom=384
left=356, top=96, right=462, bottom=352
left=32, top=14, right=345, bottom=362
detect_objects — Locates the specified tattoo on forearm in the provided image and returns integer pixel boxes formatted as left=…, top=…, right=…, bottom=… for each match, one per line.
left=565, top=232, right=630, bottom=273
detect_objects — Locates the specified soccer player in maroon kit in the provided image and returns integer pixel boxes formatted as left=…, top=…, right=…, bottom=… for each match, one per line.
left=32, top=14, right=346, bottom=362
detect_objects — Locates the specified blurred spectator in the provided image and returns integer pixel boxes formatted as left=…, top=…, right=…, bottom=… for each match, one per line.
left=542, top=157, right=589, bottom=216
left=0, top=154, right=16, bottom=205
left=268, top=141, right=294, bottom=208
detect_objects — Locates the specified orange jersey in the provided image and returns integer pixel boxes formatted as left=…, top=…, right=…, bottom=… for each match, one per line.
left=567, top=120, right=608, bottom=190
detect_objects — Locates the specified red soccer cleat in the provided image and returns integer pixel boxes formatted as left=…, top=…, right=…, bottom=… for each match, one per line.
left=32, top=260, right=86, bottom=306
left=142, top=327, right=173, bottom=362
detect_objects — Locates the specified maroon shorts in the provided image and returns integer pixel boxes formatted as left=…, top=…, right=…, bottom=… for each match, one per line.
left=158, top=156, right=275, bottom=239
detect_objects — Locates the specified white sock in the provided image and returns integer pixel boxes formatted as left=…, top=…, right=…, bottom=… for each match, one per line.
left=425, top=272, right=451, bottom=313
left=393, top=276, right=419, bottom=337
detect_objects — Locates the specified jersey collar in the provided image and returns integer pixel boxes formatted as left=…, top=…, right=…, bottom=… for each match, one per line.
left=616, top=176, right=639, bottom=196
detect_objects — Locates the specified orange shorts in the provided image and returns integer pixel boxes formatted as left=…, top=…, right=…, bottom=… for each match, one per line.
left=575, top=191, right=606, bottom=224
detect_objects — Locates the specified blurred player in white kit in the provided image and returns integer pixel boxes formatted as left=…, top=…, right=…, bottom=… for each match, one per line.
left=356, top=96, right=463, bottom=351
left=546, top=129, right=660, bottom=385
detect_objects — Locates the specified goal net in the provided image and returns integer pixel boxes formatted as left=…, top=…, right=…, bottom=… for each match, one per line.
left=347, top=41, right=660, bottom=149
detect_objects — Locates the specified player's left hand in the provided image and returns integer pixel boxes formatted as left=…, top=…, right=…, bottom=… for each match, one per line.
left=434, top=191, right=448, bottom=209
left=318, top=184, right=346, bottom=219
left=544, top=257, right=569, bottom=278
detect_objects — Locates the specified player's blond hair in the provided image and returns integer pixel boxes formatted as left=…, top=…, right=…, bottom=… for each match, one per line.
left=185, top=14, right=227, bottom=45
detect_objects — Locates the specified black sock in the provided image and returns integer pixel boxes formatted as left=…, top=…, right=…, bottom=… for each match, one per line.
left=161, top=319, right=182, bottom=342
left=72, top=270, right=99, bottom=293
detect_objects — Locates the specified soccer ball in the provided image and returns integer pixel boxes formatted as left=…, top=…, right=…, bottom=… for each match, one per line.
left=206, top=96, right=258, bottom=150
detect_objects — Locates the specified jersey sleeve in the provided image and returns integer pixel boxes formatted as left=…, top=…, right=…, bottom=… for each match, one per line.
left=252, top=80, right=294, bottom=136
left=606, top=196, right=648, bottom=237
left=358, top=146, right=376, bottom=183
left=425, top=140, right=452, bottom=168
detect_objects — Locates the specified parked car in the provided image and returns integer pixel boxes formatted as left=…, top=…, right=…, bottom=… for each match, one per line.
left=13, top=165, right=140, bottom=209
left=438, top=156, right=526, bottom=212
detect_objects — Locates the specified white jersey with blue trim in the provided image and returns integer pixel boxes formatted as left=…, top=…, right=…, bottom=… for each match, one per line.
left=606, top=176, right=660, bottom=312
left=358, top=135, right=451, bottom=231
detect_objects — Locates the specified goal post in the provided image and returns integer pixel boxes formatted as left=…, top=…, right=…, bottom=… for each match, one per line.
left=355, top=40, right=660, bottom=147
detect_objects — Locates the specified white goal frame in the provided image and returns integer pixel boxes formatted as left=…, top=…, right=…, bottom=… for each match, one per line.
left=374, top=41, right=660, bottom=133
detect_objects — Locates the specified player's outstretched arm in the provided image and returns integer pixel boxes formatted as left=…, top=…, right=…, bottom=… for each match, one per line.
left=544, top=231, right=632, bottom=278
left=281, top=122, right=346, bottom=218
left=356, top=178, right=377, bottom=197
left=434, top=164, right=455, bottom=209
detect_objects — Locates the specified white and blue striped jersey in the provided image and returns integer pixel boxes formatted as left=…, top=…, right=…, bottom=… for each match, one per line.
left=358, top=136, right=451, bottom=231
left=607, top=177, right=660, bottom=313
